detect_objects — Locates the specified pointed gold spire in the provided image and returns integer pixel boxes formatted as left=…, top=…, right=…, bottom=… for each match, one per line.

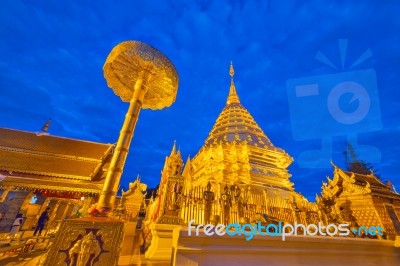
left=227, top=61, right=240, bottom=104
left=182, top=156, right=191, bottom=179
left=170, top=140, right=176, bottom=155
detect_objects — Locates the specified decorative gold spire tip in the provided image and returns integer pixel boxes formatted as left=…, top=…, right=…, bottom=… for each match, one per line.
left=227, top=61, right=240, bottom=104
left=170, top=140, right=177, bottom=155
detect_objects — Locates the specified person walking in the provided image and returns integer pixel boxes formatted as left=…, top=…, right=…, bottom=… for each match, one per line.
left=10, top=213, right=23, bottom=237
left=33, top=207, right=50, bottom=236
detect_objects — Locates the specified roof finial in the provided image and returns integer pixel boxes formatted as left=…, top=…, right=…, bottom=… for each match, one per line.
left=229, top=61, right=234, bottom=79
left=41, top=118, right=51, bottom=133
left=227, top=61, right=240, bottom=104
left=170, top=140, right=176, bottom=155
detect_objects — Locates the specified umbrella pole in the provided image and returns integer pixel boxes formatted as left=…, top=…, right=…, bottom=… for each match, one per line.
left=97, top=78, right=147, bottom=214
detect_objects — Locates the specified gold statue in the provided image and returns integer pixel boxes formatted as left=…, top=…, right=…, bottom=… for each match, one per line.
left=234, top=186, right=245, bottom=219
left=68, top=231, right=101, bottom=266
left=171, top=182, right=183, bottom=211
left=221, top=184, right=232, bottom=225
left=203, top=181, right=215, bottom=224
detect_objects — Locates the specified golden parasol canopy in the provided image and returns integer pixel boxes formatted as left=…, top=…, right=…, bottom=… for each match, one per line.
left=103, top=40, right=179, bottom=109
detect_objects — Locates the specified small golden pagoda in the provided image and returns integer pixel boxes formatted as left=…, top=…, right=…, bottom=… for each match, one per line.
left=318, top=163, right=400, bottom=239
left=120, top=176, right=147, bottom=220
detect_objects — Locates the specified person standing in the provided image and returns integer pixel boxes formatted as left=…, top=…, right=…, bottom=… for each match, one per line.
left=10, top=213, right=23, bottom=237
left=34, top=207, right=50, bottom=236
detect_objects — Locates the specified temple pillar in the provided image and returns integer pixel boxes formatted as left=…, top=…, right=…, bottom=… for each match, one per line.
left=395, top=236, right=400, bottom=247
left=19, top=191, right=35, bottom=213
left=47, top=199, right=61, bottom=230
left=0, top=190, right=29, bottom=232
left=0, top=188, right=11, bottom=202
left=20, top=192, right=42, bottom=231
left=61, top=202, right=74, bottom=220
left=42, top=197, right=51, bottom=208
left=22, top=191, right=35, bottom=205
left=52, top=201, right=68, bottom=229
left=118, top=221, right=138, bottom=264
left=39, top=197, right=51, bottom=214
left=145, top=222, right=182, bottom=261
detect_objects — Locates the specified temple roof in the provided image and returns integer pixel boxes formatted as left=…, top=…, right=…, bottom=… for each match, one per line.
left=341, top=169, right=389, bottom=190
left=320, top=163, right=397, bottom=200
left=330, top=163, right=388, bottom=189
left=204, top=63, right=283, bottom=152
left=0, top=127, right=111, bottom=159
left=0, top=127, right=114, bottom=194
left=0, top=149, right=100, bottom=180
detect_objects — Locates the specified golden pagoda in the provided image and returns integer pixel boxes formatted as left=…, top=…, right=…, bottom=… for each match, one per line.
left=142, top=63, right=400, bottom=265
left=144, top=63, right=319, bottom=236
left=178, top=63, right=313, bottom=225
left=190, top=62, right=293, bottom=192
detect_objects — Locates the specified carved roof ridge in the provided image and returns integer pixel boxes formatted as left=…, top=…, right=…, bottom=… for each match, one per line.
left=344, top=168, right=387, bottom=185
left=0, top=127, right=113, bottom=145
left=0, top=175, right=103, bottom=194
left=331, top=162, right=389, bottom=191
left=2, top=168, right=91, bottom=181
left=0, top=127, right=114, bottom=159
left=0, top=145, right=105, bottom=163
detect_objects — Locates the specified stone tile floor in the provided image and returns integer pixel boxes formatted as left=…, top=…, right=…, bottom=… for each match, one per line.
left=0, top=244, right=48, bottom=266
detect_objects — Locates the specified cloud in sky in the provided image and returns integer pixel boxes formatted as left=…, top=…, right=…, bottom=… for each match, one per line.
left=1, top=0, right=399, bottom=200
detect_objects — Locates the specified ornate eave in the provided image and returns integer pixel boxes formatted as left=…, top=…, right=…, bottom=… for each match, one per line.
left=321, top=163, right=397, bottom=200
left=0, top=175, right=103, bottom=194
left=0, top=127, right=114, bottom=181
left=0, top=146, right=112, bottom=181
left=0, top=127, right=115, bottom=197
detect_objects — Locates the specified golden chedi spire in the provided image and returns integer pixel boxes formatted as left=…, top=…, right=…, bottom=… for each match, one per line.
left=170, top=140, right=177, bottom=155
left=204, top=62, right=277, bottom=150
left=227, top=62, right=240, bottom=104
left=190, top=62, right=294, bottom=192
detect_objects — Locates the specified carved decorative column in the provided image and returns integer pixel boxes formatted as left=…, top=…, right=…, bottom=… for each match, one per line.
left=0, top=188, right=11, bottom=202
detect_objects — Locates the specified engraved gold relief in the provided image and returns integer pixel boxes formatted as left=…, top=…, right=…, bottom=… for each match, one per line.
left=44, top=218, right=124, bottom=266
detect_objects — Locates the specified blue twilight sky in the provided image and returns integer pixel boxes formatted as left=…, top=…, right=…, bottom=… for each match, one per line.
left=0, top=1, right=399, bottom=200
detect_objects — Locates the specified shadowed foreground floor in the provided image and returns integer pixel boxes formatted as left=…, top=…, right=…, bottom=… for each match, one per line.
left=0, top=247, right=47, bottom=266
